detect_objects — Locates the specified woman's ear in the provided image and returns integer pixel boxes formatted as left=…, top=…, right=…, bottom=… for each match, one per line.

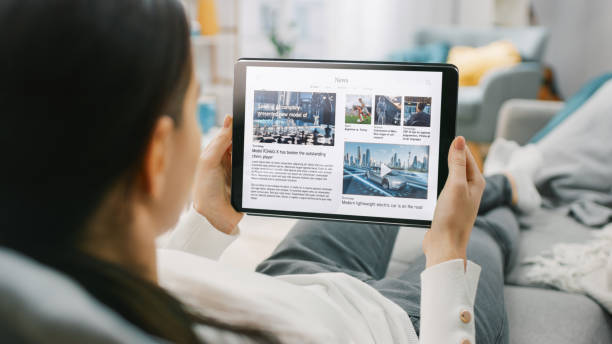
left=141, top=116, right=175, bottom=199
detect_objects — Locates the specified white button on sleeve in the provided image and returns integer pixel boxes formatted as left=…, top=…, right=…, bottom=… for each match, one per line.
left=419, top=259, right=481, bottom=344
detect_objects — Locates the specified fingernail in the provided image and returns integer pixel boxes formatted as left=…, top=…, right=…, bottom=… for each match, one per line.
left=455, top=136, right=465, bottom=150
left=223, top=115, right=231, bottom=128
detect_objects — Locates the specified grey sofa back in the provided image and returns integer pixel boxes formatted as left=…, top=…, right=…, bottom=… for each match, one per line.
left=0, top=248, right=159, bottom=343
left=414, top=26, right=549, bottom=62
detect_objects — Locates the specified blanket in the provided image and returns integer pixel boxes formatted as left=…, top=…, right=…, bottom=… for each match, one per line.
left=522, top=225, right=612, bottom=314
left=534, top=78, right=612, bottom=227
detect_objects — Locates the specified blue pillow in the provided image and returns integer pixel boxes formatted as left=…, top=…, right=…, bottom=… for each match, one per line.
left=387, top=42, right=450, bottom=64
left=530, top=72, right=612, bottom=143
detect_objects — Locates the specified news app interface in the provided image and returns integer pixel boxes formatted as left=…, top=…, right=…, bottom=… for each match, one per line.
left=242, top=66, right=443, bottom=221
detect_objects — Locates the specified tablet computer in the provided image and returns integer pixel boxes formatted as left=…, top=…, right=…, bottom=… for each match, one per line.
left=231, top=58, right=457, bottom=227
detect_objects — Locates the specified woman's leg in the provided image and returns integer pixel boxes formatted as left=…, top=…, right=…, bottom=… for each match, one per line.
left=258, top=175, right=518, bottom=343
left=474, top=174, right=520, bottom=272
left=257, top=174, right=516, bottom=279
left=256, top=220, right=399, bottom=282
left=367, top=175, right=518, bottom=342
left=479, top=174, right=514, bottom=214
left=368, top=206, right=519, bottom=343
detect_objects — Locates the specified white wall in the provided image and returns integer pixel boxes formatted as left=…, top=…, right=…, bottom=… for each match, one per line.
left=533, top=0, right=612, bottom=98
left=238, top=0, right=612, bottom=99
left=324, top=0, right=494, bottom=60
left=239, top=0, right=495, bottom=60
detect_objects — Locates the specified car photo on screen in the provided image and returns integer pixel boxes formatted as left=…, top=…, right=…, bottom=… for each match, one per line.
left=342, top=142, right=429, bottom=199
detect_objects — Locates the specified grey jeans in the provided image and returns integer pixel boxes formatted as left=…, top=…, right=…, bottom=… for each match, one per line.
left=256, top=175, right=519, bottom=344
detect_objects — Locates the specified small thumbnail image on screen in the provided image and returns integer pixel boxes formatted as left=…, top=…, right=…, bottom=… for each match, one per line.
left=374, top=95, right=402, bottom=126
left=252, top=90, right=335, bottom=146
left=345, top=94, right=372, bottom=125
left=403, top=96, right=432, bottom=127
left=343, top=142, right=429, bottom=199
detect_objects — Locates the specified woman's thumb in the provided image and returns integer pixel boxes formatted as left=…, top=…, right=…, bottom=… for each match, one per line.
left=448, top=136, right=467, bottom=181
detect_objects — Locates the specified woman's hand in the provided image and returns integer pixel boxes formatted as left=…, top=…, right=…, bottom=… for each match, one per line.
left=422, top=136, right=486, bottom=269
left=193, top=115, right=244, bottom=234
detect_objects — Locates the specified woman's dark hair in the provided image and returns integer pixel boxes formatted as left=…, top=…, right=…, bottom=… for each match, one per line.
left=0, top=1, right=277, bottom=342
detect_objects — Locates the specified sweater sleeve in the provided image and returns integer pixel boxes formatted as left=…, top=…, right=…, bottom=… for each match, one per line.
left=160, top=206, right=241, bottom=261
left=419, top=259, right=481, bottom=344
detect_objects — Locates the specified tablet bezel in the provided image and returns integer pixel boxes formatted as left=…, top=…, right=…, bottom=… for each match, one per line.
left=231, top=58, right=457, bottom=227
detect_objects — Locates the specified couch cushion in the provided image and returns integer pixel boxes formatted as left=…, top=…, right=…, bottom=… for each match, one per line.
left=414, top=26, right=549, bottom=62
left=505, top=208, right=595, bottom=286
left=0, top=248, right=157, bottom=343
left=387, top=227, right=426, bottom=278
left=531, top=73, right=612, bottom=143
left=505, top=286, right=612, bottom=344
left=388, top=209, right=597, bottom=288
left=448, top=41, right=521, bottom=86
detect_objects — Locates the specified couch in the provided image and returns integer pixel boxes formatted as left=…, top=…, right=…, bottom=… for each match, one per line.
left=387, top=99, right=612, bottom=343
left=2, top=103, right=611, bottom=342
left=220, top=99, right=612, bottom=343
left=412, top=27, right=549, bottom=143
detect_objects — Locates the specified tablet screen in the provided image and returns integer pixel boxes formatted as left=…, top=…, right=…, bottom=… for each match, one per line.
left=240, top=65, right=444, bottom=222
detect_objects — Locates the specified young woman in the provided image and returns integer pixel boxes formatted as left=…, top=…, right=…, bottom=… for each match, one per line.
left=0, top=0, right=539, bottom=343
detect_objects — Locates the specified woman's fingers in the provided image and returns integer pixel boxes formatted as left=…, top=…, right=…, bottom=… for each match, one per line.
left=202, top=115, right=233, bottom=165
left=223, top=144, right=232, bottom=186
